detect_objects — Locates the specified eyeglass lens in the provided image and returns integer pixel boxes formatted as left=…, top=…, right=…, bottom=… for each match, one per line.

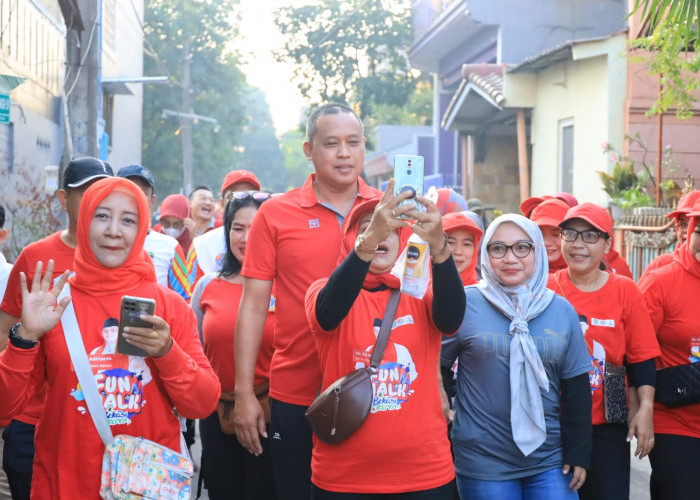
left=487, top=241, right=533, bottom=259
left=561, top=229, right=602, bottom=243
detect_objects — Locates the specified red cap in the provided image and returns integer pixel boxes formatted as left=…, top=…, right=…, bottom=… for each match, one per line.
left=530, top=199, right=570, bottom=228
left=667, top=190, right=700, bottom=219
left=687, top=197, right=700, bottom=218
left=560, top=202, right=614, bottom=237
left=554, top=192, right=579, bottom=208
left=442, top=212, right=484, bottom=240
left=220, top=170, right=261, bottom=194
left=160, top=194, right=190, bottom=220
left=520, top=195, right=553, bottom=218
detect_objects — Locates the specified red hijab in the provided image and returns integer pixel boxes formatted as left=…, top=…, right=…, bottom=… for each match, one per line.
left=442, top=211, right=483, bottom=285
left=674, top=215, right=700, bottom=279
left=70, top=177, right=157, bottom=296
left=339, top=198, right=408, bottom=290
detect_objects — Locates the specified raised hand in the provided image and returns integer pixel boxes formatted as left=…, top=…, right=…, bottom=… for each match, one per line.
left=19, top=260, right=71, bottom=341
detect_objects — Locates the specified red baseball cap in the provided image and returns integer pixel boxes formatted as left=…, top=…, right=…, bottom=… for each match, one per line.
left=559, top=202, right=614, bottom=237
left=221, top=169, right=261, bottom=194
left=667, top=190, right=700, bottom=219
left=520, top=195, right=553, bottom=218
left=554, top=192, right=579, bottom=208
left=687, top=197, right=700, bottom=218
left=530, top=199, right=570, bottom=229
left=442, top=211, right=484, bottom=240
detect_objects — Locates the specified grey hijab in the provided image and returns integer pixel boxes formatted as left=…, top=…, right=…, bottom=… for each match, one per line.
left=477, top=214, right=554, bottom=456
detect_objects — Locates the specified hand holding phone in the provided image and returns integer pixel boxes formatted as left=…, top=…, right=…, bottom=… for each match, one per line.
left=393, top=155, right=425, bottom=219
left=117, top=296, right=156, bottom=357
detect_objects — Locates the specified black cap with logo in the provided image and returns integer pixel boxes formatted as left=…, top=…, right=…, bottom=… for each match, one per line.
left=63, top=157, right=114, bottom=189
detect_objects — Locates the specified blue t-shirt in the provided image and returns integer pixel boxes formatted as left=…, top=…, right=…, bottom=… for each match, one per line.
left=442, top=287, right=590, bottom=480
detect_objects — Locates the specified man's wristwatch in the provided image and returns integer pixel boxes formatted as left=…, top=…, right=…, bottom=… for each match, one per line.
left=354, top=234, right=378, bottom=254
left=9, top=323, right=38, bottom=349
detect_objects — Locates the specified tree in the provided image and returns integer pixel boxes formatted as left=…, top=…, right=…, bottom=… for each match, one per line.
left=630, top=1, right=699, bottom=118
left=231, top=88, right=290, bottom=192
left=274, top=0, right=418, bottom=122
left=142, top=0, right=248, bottom=197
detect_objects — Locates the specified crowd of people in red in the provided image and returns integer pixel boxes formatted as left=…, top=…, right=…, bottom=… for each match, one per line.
left=0, top=103, right=699, bottom=500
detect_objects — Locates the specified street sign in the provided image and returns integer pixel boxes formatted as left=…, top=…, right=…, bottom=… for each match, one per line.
left=0, top=94, right=9, bottom=123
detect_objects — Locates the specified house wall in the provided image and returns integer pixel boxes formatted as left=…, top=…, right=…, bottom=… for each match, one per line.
left=472, top=134, right=520, bottom=214
left=529, top=37, right=627, bottom=205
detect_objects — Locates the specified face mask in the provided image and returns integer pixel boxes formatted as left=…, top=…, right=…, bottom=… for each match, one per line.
left=163, top=227, right=184, bottom=239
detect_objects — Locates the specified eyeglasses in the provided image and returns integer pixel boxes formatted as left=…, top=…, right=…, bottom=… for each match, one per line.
left=560, top=229, right=607, bottom=243
left=225, top=190, right=273, bottom=202
left=486, top=241, right=534, bottom=259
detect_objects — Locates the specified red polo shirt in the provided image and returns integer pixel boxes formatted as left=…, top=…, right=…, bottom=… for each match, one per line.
left=241, top=174, right=380, bottom=405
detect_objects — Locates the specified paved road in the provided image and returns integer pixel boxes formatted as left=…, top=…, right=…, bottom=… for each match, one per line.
left=190, top=428, right=652, bottom=499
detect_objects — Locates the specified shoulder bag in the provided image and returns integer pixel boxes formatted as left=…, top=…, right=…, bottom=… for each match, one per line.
left=305, top=289, right=401, bottom=445
left=59, top=285, right=193, bottom=499
left=655, top=360, right=700, bottom=407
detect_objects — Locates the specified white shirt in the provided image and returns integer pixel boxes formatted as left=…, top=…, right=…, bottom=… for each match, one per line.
left=143, top=231, right=179, bottom=287
left=191, top=226, right=226, bottom=275
left=0, top=252, right=12, bottom=303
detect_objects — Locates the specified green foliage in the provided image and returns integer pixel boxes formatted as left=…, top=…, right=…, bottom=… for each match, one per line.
left=274, top=0, right=420, bottom=121
left=630, top=0, right=700, bottom=50
left=279, top=129, right=313, bottom=191
left=598, top=135, right=682, bottom=209
left=231, top=89, right=289, bottom=192
left=142, top=0, right=250, bottom=197
left=631, top=18, right=700, bottom=119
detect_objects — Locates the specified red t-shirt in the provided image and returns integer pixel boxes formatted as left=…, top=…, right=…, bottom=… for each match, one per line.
left=0, top=282, right=220, bottom=499
left=548, top=270, right=660, bottom=425
left=241, top=174, right=380, bottom=405
left=604, top=249, right=633, bottom=279
left=305, top=280, right=454, bottom=493
left=639, top=262, right=700, bottom=438
left=639, top=252, right=675, bottom=282
left=1, top=231, right=75, bottom=426
left=200, top=279, right=274, bottom=390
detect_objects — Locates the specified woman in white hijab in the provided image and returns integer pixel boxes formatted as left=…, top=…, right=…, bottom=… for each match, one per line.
left=442, top=214, right=592, bottom=500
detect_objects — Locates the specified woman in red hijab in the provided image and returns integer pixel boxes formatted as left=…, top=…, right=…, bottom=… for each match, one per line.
left=304, top=181, right=465, bottom=498
left=0, top=177, right=220, bottom=499
left=639, top=198, right=700, bottom=500
left=157, top=193, right=194, bottom=253
left=442, top=211, right=483, bottom=286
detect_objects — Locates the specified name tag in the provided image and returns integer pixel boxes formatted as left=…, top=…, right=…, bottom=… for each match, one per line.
left=591, top=318, right=615, bottom=328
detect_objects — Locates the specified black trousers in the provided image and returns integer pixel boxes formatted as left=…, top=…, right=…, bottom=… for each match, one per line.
left=198, top=411, right=276, bottom=499
left=268, top=398, right=313, bottom=500
left=1, top=420, right=35, bottom=500
left=649, top=433, right=700, bottom=500
left=312, top=480, right=457, bottom=499
left=577, top=423, right=630, bottom=500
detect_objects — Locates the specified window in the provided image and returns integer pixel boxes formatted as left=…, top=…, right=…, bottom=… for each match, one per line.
left=559, top=120, right=574, bottom=193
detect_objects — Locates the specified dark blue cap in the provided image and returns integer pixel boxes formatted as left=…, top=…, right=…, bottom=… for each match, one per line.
left=64, top=157, right=114, bottom=189
left=117, top=164, right=155, bottom=189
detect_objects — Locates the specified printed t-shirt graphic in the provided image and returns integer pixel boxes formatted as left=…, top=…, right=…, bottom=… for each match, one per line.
left=70, top=317, right=153, bottom=425
left=353, top=316, right=418, bottom=412
left=578, top=315, right=606, bottom=393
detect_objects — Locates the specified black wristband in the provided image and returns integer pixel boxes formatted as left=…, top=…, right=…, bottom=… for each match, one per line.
left=9, top=323, right=38, bottom=349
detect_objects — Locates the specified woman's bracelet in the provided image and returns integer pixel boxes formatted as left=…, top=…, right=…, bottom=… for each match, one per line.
left=431, top=232, right=450, bottom=262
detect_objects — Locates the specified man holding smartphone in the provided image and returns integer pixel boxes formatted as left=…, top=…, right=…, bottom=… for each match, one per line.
left=0, top=157, right=113, bottom=499
left=233, top=103, right=381, bottom=499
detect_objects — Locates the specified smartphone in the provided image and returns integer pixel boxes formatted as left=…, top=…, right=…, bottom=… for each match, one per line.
left=393, top=155, right=425, bottom=218
left=117, top=296, right=156, bottom=357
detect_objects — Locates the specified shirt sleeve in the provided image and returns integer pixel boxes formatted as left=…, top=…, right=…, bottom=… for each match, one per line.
left=560, top=372, right=592, bottom=469
left=621, top=279, right=661, bottom=363
left=559, top=299, right=591, bottom=379
left=638, top=273, right=664, bottom=333
left=430, top=255, right=465, bottom=335
left=0, top=342, right=46, bottom=419
left=0, top=251, right=28, bottom=316
left=241, top=203, right=277, bottom=281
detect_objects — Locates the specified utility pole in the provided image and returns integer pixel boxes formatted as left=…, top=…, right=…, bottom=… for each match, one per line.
left=64, top=0, right=102, bottom=161
left=181, top=45, right=194, bottom=195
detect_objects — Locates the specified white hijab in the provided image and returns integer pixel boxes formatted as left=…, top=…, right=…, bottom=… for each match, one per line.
left=477, top=214, right=554, bottom=456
